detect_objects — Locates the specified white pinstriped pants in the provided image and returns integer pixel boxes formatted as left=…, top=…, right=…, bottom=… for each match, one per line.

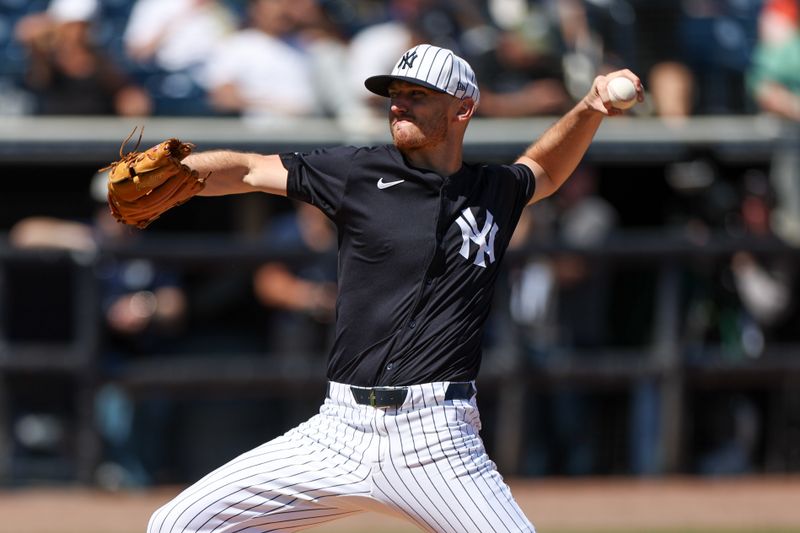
left=147, top=381, right=535, bottom=533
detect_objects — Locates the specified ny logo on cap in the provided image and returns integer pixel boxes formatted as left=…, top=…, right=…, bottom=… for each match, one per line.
left=398, top=50, right=418, bottom=70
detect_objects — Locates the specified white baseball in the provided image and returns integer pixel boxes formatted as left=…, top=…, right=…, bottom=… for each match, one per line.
left=607, top=76, right=637, bottom=110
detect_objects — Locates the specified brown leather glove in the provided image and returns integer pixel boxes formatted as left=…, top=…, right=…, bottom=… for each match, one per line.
left=102, top=130, right=206, bottom=228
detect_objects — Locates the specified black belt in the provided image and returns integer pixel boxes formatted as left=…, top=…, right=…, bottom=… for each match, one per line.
left=346, top=382, right=476, bottom=408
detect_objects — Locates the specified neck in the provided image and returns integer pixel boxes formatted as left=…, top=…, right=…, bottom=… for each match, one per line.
left=399, top=137, right=464, bottom=176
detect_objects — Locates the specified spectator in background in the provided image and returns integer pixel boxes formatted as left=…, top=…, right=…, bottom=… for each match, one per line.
left=554, top=0, right=637, bottom=89
left=680, top=171, right=796, bottom=476
left=252, top=201, right=337, bottom=358
left=345, top=0, right=428, bottom=122
left=508, top=165, right=619, bottom=475
left=347, top=0, right=570, bottom=120
left=9, top=172, right=189, bottom=487
left=686, top=172, right=797, bottom=476
left=471, top=0, right=572, bottom=117
left=124, top=0, right=236, bottom=79
left=14, top=0, right=151, bottom=116
left=728, top=172, right=798, bottom=357
left=749, top=0, right=800, bottom=120
left=747, top=0, right=800, bottom=246
left=288, top=0, right=364, bottom=127
left=201, top=0, right=323, bottom=120
left=122, top=0, right=237, bottom=114
left=645, top=0, right=758, bottom=119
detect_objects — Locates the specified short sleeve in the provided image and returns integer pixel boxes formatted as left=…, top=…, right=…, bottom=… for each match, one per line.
left=509, top=163, right=536, bottom=204
left=282, top=145, right=358, bottom=219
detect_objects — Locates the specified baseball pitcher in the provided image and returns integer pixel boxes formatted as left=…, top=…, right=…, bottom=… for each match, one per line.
left=105, top=43, right=641, bottom=532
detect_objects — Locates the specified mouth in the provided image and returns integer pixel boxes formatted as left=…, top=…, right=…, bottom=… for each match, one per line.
left=391, top=115, right=414, bottom=125
left=391, top=119, right=416, bottom=134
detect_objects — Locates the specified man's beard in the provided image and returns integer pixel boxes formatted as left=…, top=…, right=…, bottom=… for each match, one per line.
left=390, top=112, right=448, bottom=151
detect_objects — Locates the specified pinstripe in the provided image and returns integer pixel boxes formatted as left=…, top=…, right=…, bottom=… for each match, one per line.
left=404, top=384, right=473, bottom=532
left=381, top=384, right=534, bottom=532
left=462, top=400, right=528, bottom=530
left=451, top=62, right=460, bottom=98
left=202, top=446, right=362, bottom=532
left=405, top=384, right=497, bottom=532
left=152, top=437, right=312, bottom=532
left=387, top=407, right=454, bottom=531
left=362, top=402, right=435, bottom=532
left=407, top=405, right=479, bottom=532
left=375, top=403, right=442, bottom=529
left=184, top=453, right=336, bottom=530
left=256, top=510, right=361, bottom=533
left=457, top=397, right=532, bottom=530
left=227, top=506, right=359, bottom=533
left=443, top=58, right=455, bottom=96
left=433, top=402, right=499, bottom=529
left=435, top=399, right=520, bottom=531
left=361, top=386, right=441, bottom=532
left=151, top=410, right=373, bottom=533
left=435, top=52, right=450, bottom=92
left=420, top=46, right=440, bottom=86
left=176, top=439, right=338, bottom=530
left=215, top=468, right=373, bottom=533
left=151, top=441, right=302, bottom=533
left=370, top=43, right=479, bottom=104
left=371, top=475, right=433, bottom=532
left=148, top=382, right=534, bottom=533
left=232, top=506, right=345, bottom=531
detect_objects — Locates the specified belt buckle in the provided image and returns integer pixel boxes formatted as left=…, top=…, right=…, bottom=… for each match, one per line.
left=358, top=386, right=407, bottom=408
left=369, top=389, right=377, bottom=408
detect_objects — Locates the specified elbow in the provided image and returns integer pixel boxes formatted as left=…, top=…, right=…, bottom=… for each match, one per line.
left=530, top=170, right=560, bottom=204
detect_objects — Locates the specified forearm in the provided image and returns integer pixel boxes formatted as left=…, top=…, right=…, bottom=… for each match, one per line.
left=185, top=150, right=288, bottom=197
left=519, top=100, right=604, bottom=201
left=518, top=69, right=642, bottom=204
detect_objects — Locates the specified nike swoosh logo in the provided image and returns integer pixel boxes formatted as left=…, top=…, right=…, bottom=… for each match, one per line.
left=377, top=178, right=405, bottom=189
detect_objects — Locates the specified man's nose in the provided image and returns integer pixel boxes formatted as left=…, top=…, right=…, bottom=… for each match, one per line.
left=390, top=98, right=408, bottom=113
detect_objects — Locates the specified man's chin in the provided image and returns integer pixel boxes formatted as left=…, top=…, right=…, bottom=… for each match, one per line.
left=391, top=118, right=448, bottom=151
left=391, top=130, right=425, bottom=150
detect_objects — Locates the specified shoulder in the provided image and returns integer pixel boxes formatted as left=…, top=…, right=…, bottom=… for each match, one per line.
left=465, top=161, right=534, bottom=181
left=282, top=145, right=387, bottom=178
left=293, top=144, right=396, bottom=162
left=462, top=161, right=535, bottom=201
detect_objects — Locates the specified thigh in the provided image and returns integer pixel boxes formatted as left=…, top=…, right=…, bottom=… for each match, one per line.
left=147, top=412, right=374, bottom=533
left=375, top=399, right=535, bottom=533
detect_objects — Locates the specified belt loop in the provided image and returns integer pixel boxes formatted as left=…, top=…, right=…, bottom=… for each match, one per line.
left=444, top=382, right=476, bottom=401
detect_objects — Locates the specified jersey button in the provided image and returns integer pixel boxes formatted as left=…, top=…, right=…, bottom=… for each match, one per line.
left=409, top=319, right=416, bottom=329
left=386, top=363, right=394, bottom=371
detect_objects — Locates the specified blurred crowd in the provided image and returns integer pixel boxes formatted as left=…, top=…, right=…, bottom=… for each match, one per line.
left=3, top=0, right=800, bottom=488
left=1, top=0, right=798, bottom=122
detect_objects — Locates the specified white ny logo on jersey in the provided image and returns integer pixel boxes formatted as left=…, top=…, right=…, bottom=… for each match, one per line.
left=455, top=208, right=499, bottom=268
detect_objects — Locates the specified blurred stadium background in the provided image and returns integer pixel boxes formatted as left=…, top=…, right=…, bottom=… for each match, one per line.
left=0, top=0, right=799, bottom=531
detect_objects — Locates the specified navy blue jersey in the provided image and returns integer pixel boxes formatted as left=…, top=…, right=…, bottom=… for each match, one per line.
left=283, top=144, right=535, bottom=386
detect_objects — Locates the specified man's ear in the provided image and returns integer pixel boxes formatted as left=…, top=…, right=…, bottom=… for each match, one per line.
left=457, top=98, right=476, bottom=120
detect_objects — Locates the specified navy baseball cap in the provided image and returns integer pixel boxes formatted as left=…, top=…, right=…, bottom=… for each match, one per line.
left=365, top=44, right=480, bottom=106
